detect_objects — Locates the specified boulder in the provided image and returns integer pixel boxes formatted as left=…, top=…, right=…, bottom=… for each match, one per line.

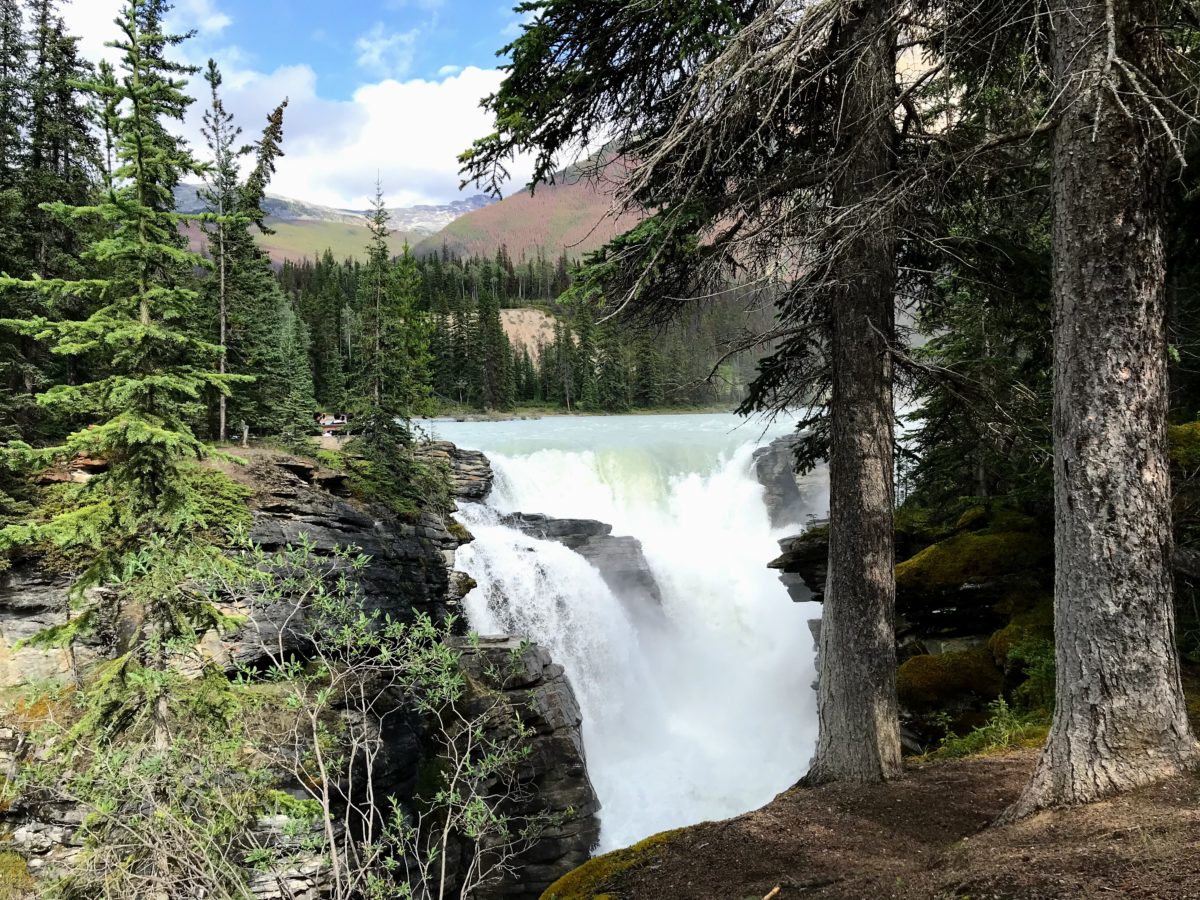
left=501, top=512, right=663, bottom=608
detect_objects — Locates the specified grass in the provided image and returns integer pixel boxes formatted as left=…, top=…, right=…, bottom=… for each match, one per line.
left=927, top=698, right=1049, bottom=759
left=253, top=220, right=420, bottom=264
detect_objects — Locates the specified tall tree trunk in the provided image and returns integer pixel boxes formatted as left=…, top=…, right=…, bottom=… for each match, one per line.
left=806, top=0, right=902, bottom=784
left=1005, top=0, right=1199, bottom=819
left=218, top=223, right=227, bottom=443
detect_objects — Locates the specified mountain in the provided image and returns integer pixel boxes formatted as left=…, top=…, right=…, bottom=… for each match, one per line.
left=174, top=184, right=496, bottom=264
left=176, top=158, right=637, bottom=266
left=415, top=166, right=638, bottom=261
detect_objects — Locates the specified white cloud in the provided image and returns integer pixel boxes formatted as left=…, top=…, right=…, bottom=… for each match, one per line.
left=355, top=23, right=419, bottom=79
left=171, top=0, right=232, bottom=35
left=178, top=63, right=532, bottom=209
left=62, top=0, right=231, bottom=65
left=60, top=4, right=535, bottom=208
left=61, top=0, right=124, bottom=67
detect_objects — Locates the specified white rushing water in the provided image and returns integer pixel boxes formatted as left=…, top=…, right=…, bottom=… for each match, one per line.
left=428, top=413, right=826, bottom=851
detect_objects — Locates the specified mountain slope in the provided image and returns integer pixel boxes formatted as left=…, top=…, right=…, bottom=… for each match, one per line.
left=415, top=169, right=638, bottom=261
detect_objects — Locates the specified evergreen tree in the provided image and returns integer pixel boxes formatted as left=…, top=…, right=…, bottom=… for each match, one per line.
left=633, top=333, right=665, bottom=409
left=0, top=0, right=238, bottom=564
left=348, top=183, right=433, bottom=442
left=276, top=296, right=317, bottom=440
left=595, top=323, right=630, bottom=412
left=0, top=0, right=26, bottom=191
left=199, top=59, right=244, bottom=442
left=473, top=287, right=513, bottom=410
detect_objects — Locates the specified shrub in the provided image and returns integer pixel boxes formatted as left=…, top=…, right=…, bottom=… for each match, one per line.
left=932, top=697, right=1048, bottom=759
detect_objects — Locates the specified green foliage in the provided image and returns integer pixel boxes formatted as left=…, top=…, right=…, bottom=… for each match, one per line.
left=0, top=1, right=241, bottom=558
left=930, top=697, right=1049, bottom=759
left=330, top=435, right=453, bottom=520
left=349, top=184, right=436, bottom=435
left=1009, top=638, right=1056, bottom=714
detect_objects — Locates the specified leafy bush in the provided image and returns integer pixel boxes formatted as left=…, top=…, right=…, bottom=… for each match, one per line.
left=1010, top=637, right=1056, bottom=713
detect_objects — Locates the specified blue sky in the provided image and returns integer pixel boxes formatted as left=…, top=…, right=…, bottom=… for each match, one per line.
left=61, top=0, right=538, bottom=208
left=187, top=0, right=530, bottom=99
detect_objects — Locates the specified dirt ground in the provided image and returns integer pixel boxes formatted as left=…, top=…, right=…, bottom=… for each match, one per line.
left=601, top=750, right=1200, bottom=900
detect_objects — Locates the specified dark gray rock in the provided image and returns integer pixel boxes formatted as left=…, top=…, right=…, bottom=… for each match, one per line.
left=213, top=456, right=459, bottom=669
left=415, top=440, right=494, bottom=502
left=753, top=434, right=808, bottom=529
left=769, top=527, right=828, bottom=603
left=452, top=636, right=600, bottom=899
left=501, top=512, right=663, bottom=608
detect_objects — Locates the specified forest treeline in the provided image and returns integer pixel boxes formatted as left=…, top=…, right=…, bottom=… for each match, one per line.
left=281, top=248, right=765, bottom=414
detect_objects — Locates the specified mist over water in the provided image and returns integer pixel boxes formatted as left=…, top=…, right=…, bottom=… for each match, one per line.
left=430, top=414, right=826, bottom=851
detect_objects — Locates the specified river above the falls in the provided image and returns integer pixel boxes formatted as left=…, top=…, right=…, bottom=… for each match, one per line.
left=425, top=412, right=826, bottom=852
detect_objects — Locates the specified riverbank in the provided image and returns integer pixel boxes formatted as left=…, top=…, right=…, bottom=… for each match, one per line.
left=546, top=747, right=1200, bottom=899
left=423, top=403, right=736, bottom=423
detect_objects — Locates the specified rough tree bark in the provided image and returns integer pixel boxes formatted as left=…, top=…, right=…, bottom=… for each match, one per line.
left=806, top=0, right=903, bottom=784
left=1005, top=0, right=1200, bottom=818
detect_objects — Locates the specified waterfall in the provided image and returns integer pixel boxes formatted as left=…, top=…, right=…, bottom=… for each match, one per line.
left=446, top=416, right=825, bottom=852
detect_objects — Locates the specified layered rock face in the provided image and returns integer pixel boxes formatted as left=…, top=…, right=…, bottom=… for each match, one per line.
left=751, top=434, right=827, bottom=530
left=416, top=439, right=494, bottom=502
left=453, top=637, right=601, bottom=899
left=0, top=447, right=598, bottom=897
left=771, top=509, right=1055, bottom=749
left=500, top=512, right=663, bottom=610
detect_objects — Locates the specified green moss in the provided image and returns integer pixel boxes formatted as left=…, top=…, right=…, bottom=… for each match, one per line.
left=541, top=829, right=682, bottom=899
left=447, top=521, right=473, bottom=543
left=895, top=531, right=1050, bottom=595
left=953, top=504, right=1039, bottom=534
left=897, top=647, right=1004, bottom=712
left=1170, top=422, right=1200, bottom=470
left=988, top=596, right=1054, bottom=665
left=0, top=850, right=34, bottom=899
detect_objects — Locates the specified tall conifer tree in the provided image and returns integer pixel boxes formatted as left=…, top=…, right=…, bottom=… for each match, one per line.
left=0, top=0, right=237, bottom=562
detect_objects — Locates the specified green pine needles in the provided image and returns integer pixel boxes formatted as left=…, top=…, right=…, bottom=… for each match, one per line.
left=0, top=0, right=245, bottom=563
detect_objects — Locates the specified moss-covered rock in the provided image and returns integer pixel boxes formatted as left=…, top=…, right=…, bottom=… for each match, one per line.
left=897, top=647, right=1005, bottom=712
left=988, top=596, right=1054, bottom=667
left=541, top=829, right=681, bottom=900
left=896, top=531, right=1050, bottom=596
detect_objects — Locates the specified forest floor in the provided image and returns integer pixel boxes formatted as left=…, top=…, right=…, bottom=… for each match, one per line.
left=590, top=748, right=1200, bottom=900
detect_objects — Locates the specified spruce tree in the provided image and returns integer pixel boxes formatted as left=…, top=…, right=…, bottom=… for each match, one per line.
left=0, top=0, right=26, bottom=191
left=199, top=59, right=244, bottom=442
left=350, top=183, right=434, bottom=442
left=0, top=0, right=238, bottom=562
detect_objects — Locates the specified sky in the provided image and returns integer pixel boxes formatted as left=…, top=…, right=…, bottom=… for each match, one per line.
left=61, top=0, right=538, bottom=209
